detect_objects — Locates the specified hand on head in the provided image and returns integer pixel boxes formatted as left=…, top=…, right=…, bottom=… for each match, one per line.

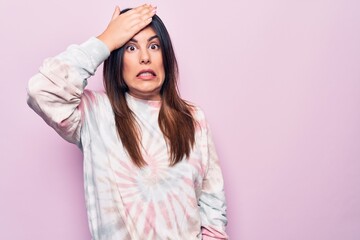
left=97, top=4, right=157, bottom=52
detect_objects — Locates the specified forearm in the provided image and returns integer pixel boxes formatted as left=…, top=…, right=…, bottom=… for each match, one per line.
left=200, top=119, right=228, bottom=239
left=27, top=37, right=110, bottom=144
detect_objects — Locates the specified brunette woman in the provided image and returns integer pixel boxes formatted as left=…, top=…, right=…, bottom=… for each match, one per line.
left=27, top=4, right=228, bottom=239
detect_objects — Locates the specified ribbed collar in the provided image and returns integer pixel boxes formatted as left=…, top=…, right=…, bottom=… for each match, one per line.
left=125, top=93, right=162, bottom=109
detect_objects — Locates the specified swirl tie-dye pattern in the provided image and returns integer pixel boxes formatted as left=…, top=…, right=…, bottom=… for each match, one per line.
left=27, top=37, right=228, bottom=240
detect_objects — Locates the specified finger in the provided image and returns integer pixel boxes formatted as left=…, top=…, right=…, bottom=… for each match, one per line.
left=119, top=4, right=150, bottom=20
left=128, top=16, right=153, bottom=33
left=127, top=5, right=156, bottom=26
left=132, top=3, right=156, bottom=17
left=118, top=4, right=156, bottom=35
left=141, top=6, right=156, bottom=21
left=127, top=14, right=153, bottom=32
left=111, top=6, right=121, bottom=21
left=132, top=3, right=152, bottom=13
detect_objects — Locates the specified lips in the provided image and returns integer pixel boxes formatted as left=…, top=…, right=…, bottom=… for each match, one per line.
left=136, top=69, right=156, bottom=77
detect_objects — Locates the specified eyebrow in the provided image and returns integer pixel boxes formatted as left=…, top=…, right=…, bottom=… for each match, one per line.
left=129, top=35, right=159, bottom=43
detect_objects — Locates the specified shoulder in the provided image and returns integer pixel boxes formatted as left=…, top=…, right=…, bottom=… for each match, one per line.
left=185, top=100, right=205, bottom=120
left=82, top=89, right=108, bottom=102
left=187, top=103, right=209, bottom=131
left=80, top=89, right=112, bottom=112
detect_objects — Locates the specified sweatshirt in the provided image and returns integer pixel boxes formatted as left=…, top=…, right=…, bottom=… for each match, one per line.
left=27, top=37, right=228, bottom=240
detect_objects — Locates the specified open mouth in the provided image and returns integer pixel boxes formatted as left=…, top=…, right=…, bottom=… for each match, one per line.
left=137, top=69, right=156, bottom=77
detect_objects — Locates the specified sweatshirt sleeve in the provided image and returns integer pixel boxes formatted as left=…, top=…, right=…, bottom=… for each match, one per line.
left=200, top=123, right=228, bottom=239
left=27, top=37, right=110, bottom=145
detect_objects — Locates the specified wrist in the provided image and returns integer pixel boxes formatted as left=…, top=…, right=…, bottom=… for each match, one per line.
left=97, top=33, right=115, bottom=52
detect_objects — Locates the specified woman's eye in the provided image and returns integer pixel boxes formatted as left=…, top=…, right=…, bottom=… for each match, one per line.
left=126, top=45, right=137, bottom=52
left=149, top=43, right=160, bottom=50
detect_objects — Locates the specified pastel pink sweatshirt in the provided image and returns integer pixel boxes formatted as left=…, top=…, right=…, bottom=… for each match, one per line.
left=27, top=37, right=228, bottom=240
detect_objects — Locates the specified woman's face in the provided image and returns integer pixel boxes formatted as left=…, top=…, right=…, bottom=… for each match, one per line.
left=122, top=26, right=165, bottom=100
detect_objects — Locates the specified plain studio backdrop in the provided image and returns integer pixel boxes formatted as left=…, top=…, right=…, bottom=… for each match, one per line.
left=0, top=0, right=359, bottom=239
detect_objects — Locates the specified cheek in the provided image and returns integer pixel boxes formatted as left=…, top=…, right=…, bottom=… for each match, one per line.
left=155, top=56, right=165, bottom=79
left=160, top=66, right=165, bottom=81
left=122, top=56, right=135, bottom=78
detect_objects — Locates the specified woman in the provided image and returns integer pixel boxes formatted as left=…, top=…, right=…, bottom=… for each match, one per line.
left=27, top=4, right=228, bottom=240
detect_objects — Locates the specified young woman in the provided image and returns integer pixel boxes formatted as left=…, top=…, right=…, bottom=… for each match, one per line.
left=27, top=4, right=228, bottom=240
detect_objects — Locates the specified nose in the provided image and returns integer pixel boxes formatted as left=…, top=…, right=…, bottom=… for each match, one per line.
left=140, top=49, right=151, bottom=64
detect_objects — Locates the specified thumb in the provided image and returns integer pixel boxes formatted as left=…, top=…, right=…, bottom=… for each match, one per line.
left=111, top=6, right=121, bottom=21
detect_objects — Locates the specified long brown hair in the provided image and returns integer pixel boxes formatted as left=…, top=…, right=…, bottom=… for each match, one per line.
left=103, top=10, right=196, bottom=167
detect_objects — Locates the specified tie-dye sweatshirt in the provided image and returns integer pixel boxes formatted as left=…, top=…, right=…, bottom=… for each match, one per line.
left=27, top=37, right=228, bottom=240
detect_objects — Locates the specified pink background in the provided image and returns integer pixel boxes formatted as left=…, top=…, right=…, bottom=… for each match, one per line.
left=1, top=0, right=359, bottom=239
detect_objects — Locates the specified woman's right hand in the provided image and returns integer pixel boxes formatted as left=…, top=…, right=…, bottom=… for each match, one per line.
left=97, top=4, right=157, bottom=52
